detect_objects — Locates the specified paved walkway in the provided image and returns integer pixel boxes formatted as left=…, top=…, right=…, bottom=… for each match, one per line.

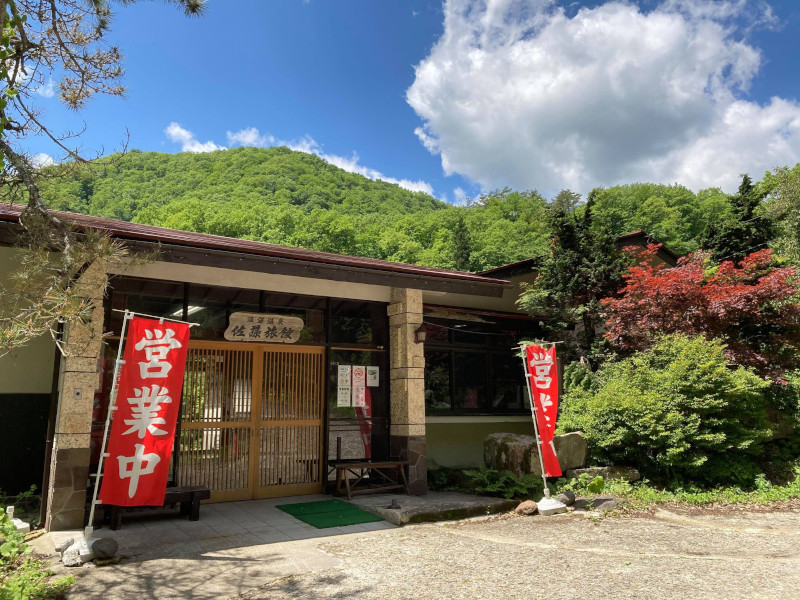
left=38, top=494, right=395, bottom=599
left=37, top=499, right=800, bottom=599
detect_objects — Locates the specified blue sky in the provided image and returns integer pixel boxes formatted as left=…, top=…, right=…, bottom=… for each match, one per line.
left=20, top=0, right=800, bottom=202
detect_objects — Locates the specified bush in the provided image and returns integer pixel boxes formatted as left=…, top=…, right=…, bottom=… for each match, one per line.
left=1, top=507, right=73, bottom=600
left=558, top=334, right=771, bottom=486
left=463, top=469, right=545, bottom=499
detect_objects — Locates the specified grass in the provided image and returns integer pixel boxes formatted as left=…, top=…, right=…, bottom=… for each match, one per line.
left=1, top=503, right=73, bottom=600
left=0, top=554, right=74, bottom=600
left=558, top=467, right=800, bottom=509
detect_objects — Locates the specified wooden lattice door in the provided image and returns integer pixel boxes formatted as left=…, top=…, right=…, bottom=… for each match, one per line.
left=178, top=341, right=324, bottom=502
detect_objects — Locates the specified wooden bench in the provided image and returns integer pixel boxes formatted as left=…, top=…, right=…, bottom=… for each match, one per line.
left=331, top=460, right=410, bottom=500
left=102, top=485, right=211, bottom=530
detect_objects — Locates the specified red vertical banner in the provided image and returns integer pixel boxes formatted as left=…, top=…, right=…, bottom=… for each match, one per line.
left=99, top=317, right=190, bottom=506
left=525, top=345, right=562, bottom=477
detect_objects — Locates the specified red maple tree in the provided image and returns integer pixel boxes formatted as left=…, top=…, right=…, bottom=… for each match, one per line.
left=603, top=246, right=800, bottom=377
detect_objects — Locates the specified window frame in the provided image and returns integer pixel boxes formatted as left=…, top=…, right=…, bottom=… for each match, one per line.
left=423, top=313, right=543, bottom=416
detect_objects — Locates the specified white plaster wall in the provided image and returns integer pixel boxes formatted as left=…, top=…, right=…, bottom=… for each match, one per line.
left=0, top=246, right=57, bottom=394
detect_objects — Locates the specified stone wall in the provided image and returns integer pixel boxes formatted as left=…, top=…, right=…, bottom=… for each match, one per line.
left=388, top=287, right=427, bottom=494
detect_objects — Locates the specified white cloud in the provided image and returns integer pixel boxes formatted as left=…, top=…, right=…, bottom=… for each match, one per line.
left=165, top=122, right=225, bottom=153
left=31, top=153, right=55, bottom=168
left=452, top=187, right=468, bottom=205
left=226, top=127, right=275, bottom=147
left=35, top=79, right=56, bottom=98
left=407, top=0, right=799, bottom=193
left=225, top=127, right=435, bottom=195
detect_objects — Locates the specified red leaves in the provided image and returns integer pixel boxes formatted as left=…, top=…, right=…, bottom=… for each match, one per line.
left=603, top=246, right=800, bottom=376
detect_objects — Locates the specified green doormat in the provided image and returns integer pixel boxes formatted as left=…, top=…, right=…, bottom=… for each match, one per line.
left=276, top=499, right=384, bottom=529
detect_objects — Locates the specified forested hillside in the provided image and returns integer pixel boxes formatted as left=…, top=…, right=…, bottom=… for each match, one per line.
left=37, top=147, right=761, bottom=270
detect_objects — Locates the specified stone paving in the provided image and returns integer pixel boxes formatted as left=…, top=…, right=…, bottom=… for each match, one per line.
left=36, top=496, right=800, bottom=600
left=35, top=492, right=507, bottom=599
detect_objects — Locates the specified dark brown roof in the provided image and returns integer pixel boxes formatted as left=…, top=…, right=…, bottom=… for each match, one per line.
left=478, top=230, right=680, bottom=278
left=0, top=204, right=510, bottom=294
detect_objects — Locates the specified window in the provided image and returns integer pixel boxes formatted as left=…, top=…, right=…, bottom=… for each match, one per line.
left=423, top=313, right=542, bottom=415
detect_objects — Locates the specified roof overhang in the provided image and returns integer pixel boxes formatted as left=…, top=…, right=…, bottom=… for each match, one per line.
left=0, top=204, right=511, bottom=298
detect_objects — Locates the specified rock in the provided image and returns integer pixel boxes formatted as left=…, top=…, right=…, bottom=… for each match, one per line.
left=61, top=547, right=83, bottom=567
left=573, top=497, right=616, bottom=512
left=54, top=537, right=74, bottom=555
left=594, top=498, right=617, bottom=512
left=484, top=433, right=537, bottom=476
left=553, top=433, right=588, bottom=471
left=484, top=432, right=588, bottom=477
left=514, top=500, right=538, bottom=516
left=565, top=466, right=641, bottom=482
left=556, top=490, right=575, bottom=506
left=91, top=537, right=118, bottom=560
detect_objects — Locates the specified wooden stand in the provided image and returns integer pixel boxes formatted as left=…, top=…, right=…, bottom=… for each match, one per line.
left=331, top=460, right=410, bottom=500
left=102, top=485, right=210, bottom=530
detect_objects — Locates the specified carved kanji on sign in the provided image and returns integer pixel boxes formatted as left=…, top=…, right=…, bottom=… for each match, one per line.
left=223, top=312, right=304, bottom=343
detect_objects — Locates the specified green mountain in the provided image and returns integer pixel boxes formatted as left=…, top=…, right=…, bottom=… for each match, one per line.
left=39, top=147, right=553, bottom=271
left=38, top=147, right=746, bottom=270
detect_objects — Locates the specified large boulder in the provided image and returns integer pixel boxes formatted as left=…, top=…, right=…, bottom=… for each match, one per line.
left=484, top=432, right=587, bottom=477
left=565, top=466, right=641, bottom=482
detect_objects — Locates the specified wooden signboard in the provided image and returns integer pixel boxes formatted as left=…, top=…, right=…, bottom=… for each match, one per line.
left=223, top=312, right=304, bottom=343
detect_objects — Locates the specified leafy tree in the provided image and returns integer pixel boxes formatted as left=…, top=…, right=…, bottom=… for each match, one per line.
left=699, top=174, right=773, bottom=265
left=551, top=188, right=581, bottom=213
left=518, top=193, right=629, bottom=368
left=588, top=182, right=730, bottom=255
left=0, top=0, right=204, bottom=355
left=763, top=164, right=800, bottom=264
left=558, top=335, right=771, bottom=486
left=603, top=246, right=800, bottom=377
left=451, top=213, right=472, bottom=271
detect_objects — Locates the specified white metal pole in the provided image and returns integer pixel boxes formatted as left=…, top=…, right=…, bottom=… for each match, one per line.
left=519, top=345, right=550, bottom=498
left=85, top=309, right=132, bottom=538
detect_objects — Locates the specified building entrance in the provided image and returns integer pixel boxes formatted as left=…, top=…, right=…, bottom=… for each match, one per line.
left=177, top=340, right=325, bottom=502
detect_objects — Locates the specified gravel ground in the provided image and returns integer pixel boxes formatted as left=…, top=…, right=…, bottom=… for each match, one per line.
left=236, top=505, right=800, bottom=600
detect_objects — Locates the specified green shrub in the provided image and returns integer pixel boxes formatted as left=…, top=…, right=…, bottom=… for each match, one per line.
left=558, top=334, right=771, bottom=486
left=563, top=360, right=597, bottom=394
left=463, top=468, right=545, bottom=499
left=1, top=508, right=73, bottom=600
left=557, top=473, right=606, bottom=496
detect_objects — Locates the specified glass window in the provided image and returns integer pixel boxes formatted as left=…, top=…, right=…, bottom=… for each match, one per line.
left=330, top=300, right=386, bottom=346
left=186, top=285, right=261, bottom=340
left=422, top=311, right=546, bottom=415
left=424, top=351, right=452, bottom=412
left=453, top=352, right=487, bottom=411
left=490, top=353, right=530, bottom=411
left=107, top=278, right=184, bottom=335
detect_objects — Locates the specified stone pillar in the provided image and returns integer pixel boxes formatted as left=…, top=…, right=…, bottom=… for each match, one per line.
left=45, top=263, right=107, bottom=531
left=388, top=287, right=427, bottom=495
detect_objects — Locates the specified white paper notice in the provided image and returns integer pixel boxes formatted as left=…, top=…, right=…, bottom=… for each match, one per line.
left=352, top=385, right=366, bottom=407
left=366, top=366, right=379, bottom=387
left=338, top=365, right=351, bottom=386
left=337, top=385, right=352, bottom=407
left=351, top=366, right=366, bottom=407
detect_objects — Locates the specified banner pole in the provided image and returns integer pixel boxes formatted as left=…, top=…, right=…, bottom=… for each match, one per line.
left=85, top=309, right=133, bottom=539
left=519, top=345, right=550, bottom=497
